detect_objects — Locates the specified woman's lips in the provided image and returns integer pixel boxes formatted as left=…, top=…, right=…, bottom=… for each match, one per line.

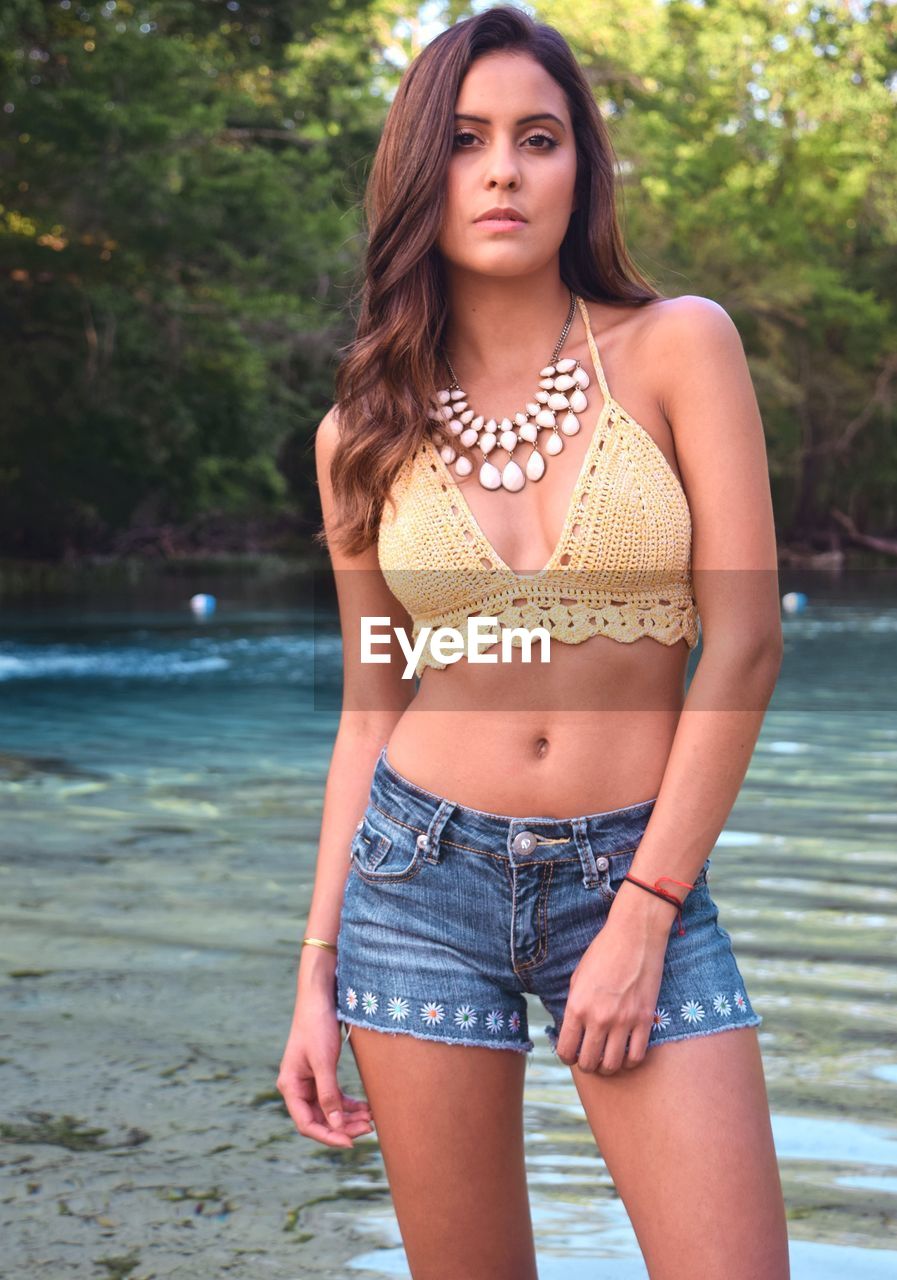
left=474, top=218, right=528, bottom=231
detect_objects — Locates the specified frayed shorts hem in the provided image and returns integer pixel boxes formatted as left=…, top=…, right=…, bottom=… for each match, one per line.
left=545, top=1013, right=763, bottom=1055
left=644, top=1013, right=763, bottom=1049
left=337, top=1010, right=535, bottom=1054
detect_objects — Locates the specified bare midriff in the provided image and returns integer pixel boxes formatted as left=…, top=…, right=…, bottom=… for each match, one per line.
left=384, top=631, right=690, bottom=818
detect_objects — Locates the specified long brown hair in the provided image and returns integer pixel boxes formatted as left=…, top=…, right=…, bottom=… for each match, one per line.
left=319, top=4, right=662, bottom=558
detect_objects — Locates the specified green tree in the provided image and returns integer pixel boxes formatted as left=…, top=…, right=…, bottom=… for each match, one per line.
left=539, top=0, right=897, bottom=540
left=0, top=0, right=383, bottom=556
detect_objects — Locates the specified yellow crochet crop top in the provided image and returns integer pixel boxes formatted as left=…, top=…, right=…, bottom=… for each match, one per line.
left=378, top=294, right=700, bottom=678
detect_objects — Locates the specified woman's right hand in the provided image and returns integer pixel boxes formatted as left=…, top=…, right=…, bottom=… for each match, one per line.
left=277, top=990, right=375, bottom=1148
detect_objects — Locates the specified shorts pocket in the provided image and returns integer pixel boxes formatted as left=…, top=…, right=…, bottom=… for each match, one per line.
left=350, top=807, right=425, bottom=884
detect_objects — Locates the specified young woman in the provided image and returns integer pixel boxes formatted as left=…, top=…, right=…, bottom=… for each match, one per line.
left=278, top=8, right=789, bottom=1279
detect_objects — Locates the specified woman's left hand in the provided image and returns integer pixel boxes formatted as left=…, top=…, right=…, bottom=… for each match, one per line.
left=554, top=889, right=678, bottom=1074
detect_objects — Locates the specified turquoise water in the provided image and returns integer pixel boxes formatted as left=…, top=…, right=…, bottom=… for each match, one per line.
left=1, top=569, right=896, bottom=1278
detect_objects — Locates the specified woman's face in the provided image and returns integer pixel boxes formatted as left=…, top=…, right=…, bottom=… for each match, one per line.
left=437, top=50, right=578, bottom=279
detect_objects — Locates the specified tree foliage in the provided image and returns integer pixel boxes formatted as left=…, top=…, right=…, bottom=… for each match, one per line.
left=1, top=0, right=895, bottom=558
left=540, top=0, right=897, bottom=539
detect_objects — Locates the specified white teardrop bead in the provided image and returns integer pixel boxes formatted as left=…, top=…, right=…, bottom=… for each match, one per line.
left=437, top=388, right=453, bottom=403
left=545, top=432, right=564, bottom=456
left=539, top=364, right=557, bottom=377
left=569, top=388, right=588, bottom=413
left=560, top=412, right=581, bottom=436
left=440, top=445, right=457, bottom=463
left=479, top=460, right=502, bottom=489
left=553, top=373, right=576, bottom=391
left=471, top=415, right=484, bottom=431
left=454, top=454, right=473, bottom=477
left=441, top=404, right=454, bottom=419
left=450, top=388, right=466, bottom=400
left=556, top=357, right=576, bottom=373
left=535, top=390, right=550, bottom=404
left=501, top=459, right=526, bottom=492
left=547, top=392, right=570, bottom=411
left=514, top=411, right=529, bottom=427
left=499, top=417, right=513, bottom=433
left=448, top=419, right=464, bottom=435
left=539, top=377, right=555, bottom=390
left=459, top=408, right=474, bottom=423
left=460, top=427, right=479, bottom=447
left=480, top=433, right=497, bottom=453
left=499, top=429, right=518, bottom=452
left=526, top=449, right=545, bottom=481
left=519, top=422, right=538, bottom=443
left=484, top=418, right=497, bottom=434
left=526, top=402, right=541, bottom=416
left=535, top=408, right=556, bottom=428
left=574, top=367, right=590, bottom=389
left=452, top=400, right=468, bottom=414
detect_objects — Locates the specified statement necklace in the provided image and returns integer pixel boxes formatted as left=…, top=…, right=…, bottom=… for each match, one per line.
left=427, top=288, right=591, bottom=492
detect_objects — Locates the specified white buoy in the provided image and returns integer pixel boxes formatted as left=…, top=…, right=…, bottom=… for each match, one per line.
left=190, top=593, right=217, bottom=618
left=781, top=591, right=808, bottom=614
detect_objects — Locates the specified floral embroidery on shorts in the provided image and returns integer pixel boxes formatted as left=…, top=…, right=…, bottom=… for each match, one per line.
left=680, top=998, right=705, bottom=1025
left=387, top=996, right=410, bottom=1021
left=645, top=991, right=754, bottom=1035
left=454, top=1004, right=477, bottom=1031
left=420, top=1001, right=445, bottom=1026
left=341, top=992, right=530, bottom=1040
left=712, top=992, right=732, bottom=1017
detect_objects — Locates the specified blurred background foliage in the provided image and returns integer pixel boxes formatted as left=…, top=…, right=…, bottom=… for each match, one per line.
left=0, top=0, right=895, bottom=564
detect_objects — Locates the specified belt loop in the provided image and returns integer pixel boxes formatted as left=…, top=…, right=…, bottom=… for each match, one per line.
left=572, top=816, right=600, bottom=889
left=421, top=799, right=456, bottom=864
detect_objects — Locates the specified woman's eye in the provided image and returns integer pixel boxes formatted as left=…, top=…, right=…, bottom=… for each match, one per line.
left=452, top=131, right=558, bottom=150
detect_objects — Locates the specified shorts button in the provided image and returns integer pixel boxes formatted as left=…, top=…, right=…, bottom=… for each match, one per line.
left=513, top=830, right=538, bottom=855
left=596, top=855, right=609, bottom=871
left=416, top=833, right=428, bottom=849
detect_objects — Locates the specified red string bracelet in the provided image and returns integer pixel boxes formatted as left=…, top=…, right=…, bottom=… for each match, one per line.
left=621, top=873, right=697, bottom=936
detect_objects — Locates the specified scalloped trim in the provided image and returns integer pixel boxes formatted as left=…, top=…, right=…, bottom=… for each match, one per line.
left=411, top=597, right=700, bottom=676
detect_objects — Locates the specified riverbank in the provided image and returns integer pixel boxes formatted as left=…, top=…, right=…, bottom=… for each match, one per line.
left=0, top=540, right=893, bottom=601
left=0, top=550, right=330, bottom=600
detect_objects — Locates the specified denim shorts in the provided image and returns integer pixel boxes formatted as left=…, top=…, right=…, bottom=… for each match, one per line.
left=335, top=746, right=763, bottom=1055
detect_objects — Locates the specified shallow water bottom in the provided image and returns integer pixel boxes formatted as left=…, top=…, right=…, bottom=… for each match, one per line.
left=344, top=1207, right=897, bottom=1280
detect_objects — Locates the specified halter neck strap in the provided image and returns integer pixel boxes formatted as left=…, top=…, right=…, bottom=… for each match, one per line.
left=574, top=294, right=611, bottom=403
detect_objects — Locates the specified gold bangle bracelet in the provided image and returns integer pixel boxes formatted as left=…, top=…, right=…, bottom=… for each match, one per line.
left=302, top=937, right=338, bottom=953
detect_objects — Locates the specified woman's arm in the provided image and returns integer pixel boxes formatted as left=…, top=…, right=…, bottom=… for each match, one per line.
left=554, top=296, right=784, bottom=1073
left=612, top=295, right=784, bottom=924
left=298, top=405, right=417, bottom=994
left=278, top=406, right=416, bottom=1147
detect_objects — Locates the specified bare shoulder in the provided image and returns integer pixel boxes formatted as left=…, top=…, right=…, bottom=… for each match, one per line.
left=314, top=403, right=342, bottom=473
left=641, top=294, right=744, bottom=361
left=637, top=295, right=749, bottom=418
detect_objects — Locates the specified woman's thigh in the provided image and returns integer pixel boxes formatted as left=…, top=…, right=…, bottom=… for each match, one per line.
left=347, top=1026, right=538, bottom=1280
left=571, top=1026, right=790, bottom=1280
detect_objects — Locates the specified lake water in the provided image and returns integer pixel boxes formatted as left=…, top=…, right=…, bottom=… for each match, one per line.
left=1, top=567, right=896, bottom=1278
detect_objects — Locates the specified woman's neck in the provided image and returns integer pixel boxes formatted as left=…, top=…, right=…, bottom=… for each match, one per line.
left=440, top=274, right=575, bottom=383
